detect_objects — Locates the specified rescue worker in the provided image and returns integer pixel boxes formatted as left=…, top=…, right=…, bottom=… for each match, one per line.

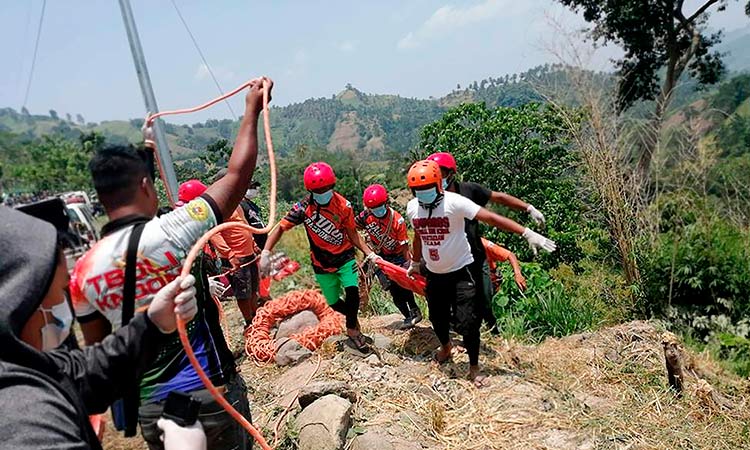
left=405, top=160, right=555, bottom=386
left=427, top=151, right=545, bottom=334
left=260, top=162, right=380, bottom=355
left=356, top=184, right=422, bottom=328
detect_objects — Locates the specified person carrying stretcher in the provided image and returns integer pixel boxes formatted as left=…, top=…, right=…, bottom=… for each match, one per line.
left=356, top=184, right=422, bottom=329
left=260, top=162, right=380, bottom=356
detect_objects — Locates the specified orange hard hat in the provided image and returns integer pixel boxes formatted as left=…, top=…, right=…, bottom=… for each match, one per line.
left=406, top=160, right=443, bottom=192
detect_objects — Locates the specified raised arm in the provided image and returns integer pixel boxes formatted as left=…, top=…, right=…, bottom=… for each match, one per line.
left=204, top=78, right=273, bottom=220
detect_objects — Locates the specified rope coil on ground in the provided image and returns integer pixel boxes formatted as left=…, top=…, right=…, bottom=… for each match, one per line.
left=245, top=289, right=344, bottom=362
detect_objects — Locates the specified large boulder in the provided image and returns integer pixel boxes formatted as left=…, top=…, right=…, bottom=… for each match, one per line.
left=276, top=310, right=320, bottom=339
left=298, top=381, right=357, bottom=408
left=296, top=394, right=353, bottom=450
left=275, top=337, right=312, bottom=366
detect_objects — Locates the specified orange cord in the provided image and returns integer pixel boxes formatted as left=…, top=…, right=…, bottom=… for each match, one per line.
left=179, top=222, right=274, bottom=450
left=245, top=289, right=344, bottom=362
left=154, top=78, right=278, bottom=450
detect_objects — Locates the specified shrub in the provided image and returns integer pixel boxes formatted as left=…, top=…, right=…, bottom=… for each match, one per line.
left=492, top=263, right=600, bottom=341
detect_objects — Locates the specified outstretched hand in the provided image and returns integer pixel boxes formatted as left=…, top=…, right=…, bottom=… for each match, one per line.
left=522, top=228, right=557, bottom=255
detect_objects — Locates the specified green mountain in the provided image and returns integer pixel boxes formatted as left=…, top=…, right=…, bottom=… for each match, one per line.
left=0, top=65, right=574, bottom=159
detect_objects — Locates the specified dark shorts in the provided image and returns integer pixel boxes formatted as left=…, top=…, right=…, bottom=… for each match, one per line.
left=139, top=373, right=252, bottom=450
left=227, top=256, right=259, bottom=300
left=425, top=266, right=481, bottom=337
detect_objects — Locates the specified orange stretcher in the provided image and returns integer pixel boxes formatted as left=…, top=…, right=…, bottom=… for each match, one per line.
left=374, top=259, right=426, bottom=296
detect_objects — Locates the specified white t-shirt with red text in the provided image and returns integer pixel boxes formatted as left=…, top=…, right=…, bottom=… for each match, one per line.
left=406, top=191, right=481, bottom=274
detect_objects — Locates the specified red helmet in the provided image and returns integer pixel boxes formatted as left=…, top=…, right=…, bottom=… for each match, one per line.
left=178, top=179, right=207, bottom=203
left=303, top=162, right=336, bottom=191
left=362, top=184, right=388, bottom=208
left=427, top=152, right=457, bottom=172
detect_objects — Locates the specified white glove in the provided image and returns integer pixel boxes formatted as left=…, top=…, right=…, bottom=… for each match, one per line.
left=364, top=252, right=382, bottom=264
left=259, top=249, right=272, bottom=276
left=147, top=275, right=198, bottom=334
left=142, top=113, right=156, bottom=146
left=208, top=277, right=228, bottom=298
left=526, top=205, right=545, bottom=226
left=522, top=228, right=557, bottom=255
left=157, top=418, right=207, bottom=450
left=407, top=261, right=421, bottom=278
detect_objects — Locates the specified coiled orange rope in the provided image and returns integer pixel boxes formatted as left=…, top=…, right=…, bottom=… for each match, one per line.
left=245, top=289, right=344, bottom=362
left=151, top=77, right=277, bottom=450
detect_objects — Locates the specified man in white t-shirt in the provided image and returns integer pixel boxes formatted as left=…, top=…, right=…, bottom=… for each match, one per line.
left=405, top=160, right=556, bottom=386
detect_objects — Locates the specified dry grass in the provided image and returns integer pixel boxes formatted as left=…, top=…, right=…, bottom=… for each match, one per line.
left=102, top=303, right=750, bottom=450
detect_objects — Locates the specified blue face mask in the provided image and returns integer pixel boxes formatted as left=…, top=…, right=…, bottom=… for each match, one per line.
left=442, top=178, right=448, bottom=190
left=371, top=205, right=388, bottom=218
left=312, top=189, right=334, bottom=205
left=415, top=188, right=438, bottom=205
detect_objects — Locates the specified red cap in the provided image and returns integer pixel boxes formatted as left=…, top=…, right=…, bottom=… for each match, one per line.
left=362, top=184, right=388, bottom=208
left=303, top=162, right=336, bottom=191
left=178, top=179, right=207, bottom=203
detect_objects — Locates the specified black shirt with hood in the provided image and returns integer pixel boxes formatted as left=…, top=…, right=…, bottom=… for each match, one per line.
left=0, top=206, right=167, bottom=450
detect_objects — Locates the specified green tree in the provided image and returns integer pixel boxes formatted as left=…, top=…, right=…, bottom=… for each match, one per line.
left=418, top=102, right=584, bottom=268
left=556, top=0, right=750, bottom=178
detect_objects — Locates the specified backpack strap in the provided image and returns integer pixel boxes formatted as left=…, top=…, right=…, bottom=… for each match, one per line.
left=120, top=221, right=147, bottom=437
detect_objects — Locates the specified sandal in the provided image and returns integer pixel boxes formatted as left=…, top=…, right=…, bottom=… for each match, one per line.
left=344, top=333, right=372, bottom=357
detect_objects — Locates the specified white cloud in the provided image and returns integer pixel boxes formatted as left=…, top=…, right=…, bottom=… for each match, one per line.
left=397, top=0, right=532, bottom=50
left=193, top=63, right=236, bottom=82
left=337, top=40, right=358, bottom=52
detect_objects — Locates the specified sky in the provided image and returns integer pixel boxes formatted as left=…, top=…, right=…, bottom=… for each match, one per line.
left=1, top=0, right=747, bottom=124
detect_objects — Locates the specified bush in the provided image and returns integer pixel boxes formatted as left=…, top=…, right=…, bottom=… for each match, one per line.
left=640, top=211, right=750, bottom=321
left=492, top=263, right=600, bottom=341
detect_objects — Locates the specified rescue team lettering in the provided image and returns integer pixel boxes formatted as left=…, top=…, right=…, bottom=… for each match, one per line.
left=304, top=214, right=344, bottom=246
left=413, top=216, right=450, bottom=246
left=364, top=221, right=397, bottom=251
left=85, top=251, right=181, bottom=311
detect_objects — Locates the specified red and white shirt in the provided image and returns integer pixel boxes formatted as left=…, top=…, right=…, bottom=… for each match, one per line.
left=70, top=198, right=217, bottom=326
left=355, top=207, right=408, bottom=257
left=406, top=191, right=480, bottom=274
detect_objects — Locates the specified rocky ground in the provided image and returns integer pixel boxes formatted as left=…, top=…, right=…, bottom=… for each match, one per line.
left=102, top=303, right=750, bottom=450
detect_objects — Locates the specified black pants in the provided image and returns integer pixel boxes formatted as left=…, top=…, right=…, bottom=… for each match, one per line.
left=425, top=266, right=481, bottom=366
left=330, top=286, right=360, bottom=330
left=139, top=372, right=252, bottom=450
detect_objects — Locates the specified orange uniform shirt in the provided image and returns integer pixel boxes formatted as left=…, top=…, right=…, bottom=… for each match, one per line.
left=209, top=206, right=257, bottom=260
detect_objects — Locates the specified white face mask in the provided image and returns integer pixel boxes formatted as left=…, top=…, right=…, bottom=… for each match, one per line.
left=245, top=188, right=259, bottom=199
left=39, top=298, right=73, bottom=351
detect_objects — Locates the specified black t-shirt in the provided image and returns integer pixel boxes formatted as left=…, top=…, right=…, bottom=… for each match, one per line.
left=240, top=199, right=268, bottom=249
left=456, top=181, right=492, bottom=265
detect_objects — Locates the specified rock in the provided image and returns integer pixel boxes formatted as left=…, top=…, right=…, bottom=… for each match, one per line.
left=351, top=431, right=394, bottom=450
left=276, top=310, right=320, bottom=339
left=275, top=337, right=312, bottom=366
left=370, top=333, right=392, bottom=350
left=324, top=334, right=348, bottom=345
left=351, top=429, right=423, bottom=450
left=296, top=394, right=353, bottom=450
left=365, top=354, right=383, bottom=367
left=298, top=381, right=357, bottom=408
